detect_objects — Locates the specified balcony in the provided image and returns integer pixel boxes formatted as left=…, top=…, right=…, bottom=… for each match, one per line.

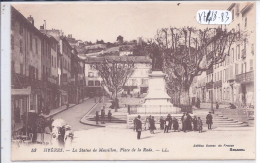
left=214, top=80, right=222, bottom=88
left=206, top=81, right=214, bottom=89
left=241, top=49, right=246, bottom=59
left=235, top=71, right=254, bottom=83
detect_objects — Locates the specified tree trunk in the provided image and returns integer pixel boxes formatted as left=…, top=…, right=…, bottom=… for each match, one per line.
left=115, top=89, right=118, bottom=112
left=180, top=88, right=191, bottom=112
left=180, top=89, right=190, bottom=105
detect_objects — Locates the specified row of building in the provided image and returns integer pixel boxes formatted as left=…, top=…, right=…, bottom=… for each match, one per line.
left=190, top=2, right=255, bottom=108
left=11, top=6, right=86, bottom=125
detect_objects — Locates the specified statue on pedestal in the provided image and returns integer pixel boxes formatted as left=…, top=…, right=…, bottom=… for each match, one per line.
left=150, top=46, right=163, bottom=71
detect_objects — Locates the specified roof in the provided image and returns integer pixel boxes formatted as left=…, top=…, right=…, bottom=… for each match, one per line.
left=11, top=6, right=43, bottom=38
left=240, top=3, right=254, bottom=16
left=85, top=56, right=152, bottom=64
left=227, top=3, right=235, bottom=11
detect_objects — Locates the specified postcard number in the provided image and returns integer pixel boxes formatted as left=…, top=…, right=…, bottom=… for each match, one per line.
left=196, top=10, right=232, bottom=25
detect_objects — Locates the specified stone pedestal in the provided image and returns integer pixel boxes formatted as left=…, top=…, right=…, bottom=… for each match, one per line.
left=137, top=71, right=181, bottom=114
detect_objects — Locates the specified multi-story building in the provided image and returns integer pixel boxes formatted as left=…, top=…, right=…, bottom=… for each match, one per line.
left=192, top=2, right=255, bottom=108
left=124, top=56, right=151, bottom=95
left=85, top=57, right=104, bottom=97
left=84, top=56, right=152, bottom=97
left=69, top=48, right=86, bottom=104
left=11, top=7, right=43, bottom=129
left=59, top=37, right=72, bottom=105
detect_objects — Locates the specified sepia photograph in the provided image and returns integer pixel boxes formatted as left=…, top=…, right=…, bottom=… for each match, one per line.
left=3, top=1, right=256, bottom=160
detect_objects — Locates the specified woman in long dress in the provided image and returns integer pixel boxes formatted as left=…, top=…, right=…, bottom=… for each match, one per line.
left=144, top=117, right=150, bottom=131
left=64, top=125, right=74, bottom=147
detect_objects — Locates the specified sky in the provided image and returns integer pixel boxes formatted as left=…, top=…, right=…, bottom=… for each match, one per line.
left=12, top=2, right=231, bottom=43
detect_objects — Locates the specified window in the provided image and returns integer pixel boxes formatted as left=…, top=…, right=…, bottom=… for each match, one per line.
left=54, top=57, right=56, bottom=68
left=36, top=68, right=38, bottom=80
left=220, top=70, right=222, bottom=80
left=244, top=39, right=247, bottom=51
left=19, top=24, right=23, bottom=34
left=35, top=39, right=38, bottom=54
left=95, top=81, right=100, bottom=86
left=19, top=40, right=23, bottom=53
left=232, top=48, right=234, bottom=63
left=241, top=63, right=243, bottom=74
left=250, top=59, right=253, bottom=71
left=11, top=35, right=14, bottom=50
left=245, top=62, right=247, bottom=73
left=251, top=44, right=254, bottom=55
left=88, top=81, right=94, bottom=86
left=223, top=70, right=225, bottom=82
left=88, top=72, right=94, bottom=77
left=20, top=64, right=23, bottom=75
left=237, top=24, right=240, bottom=39
left=30, top=34, right=32, bottom=50
left=237, top=45, right=240, bottom=59
left=235, top=64, right=238, bottom=75
left=245, top=17, right=247, bottom=28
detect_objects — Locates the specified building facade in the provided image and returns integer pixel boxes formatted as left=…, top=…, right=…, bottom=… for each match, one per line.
left=11, top=7, right=43, bottom=130
left=191, top=2, right=255, bottom=108
left=84, top=56, right=152, bottom=97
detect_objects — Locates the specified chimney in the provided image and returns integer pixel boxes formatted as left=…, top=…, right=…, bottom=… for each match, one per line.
left=40, top=24, right=44, bottom=30
left=27, top=15, right=34, bottom=26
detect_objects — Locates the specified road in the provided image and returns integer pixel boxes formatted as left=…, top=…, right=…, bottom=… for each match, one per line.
left=52, top=98, right=98, bottom=131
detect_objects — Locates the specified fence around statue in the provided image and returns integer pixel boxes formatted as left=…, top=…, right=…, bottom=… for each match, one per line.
left=128, top=105, right=182, bottom=114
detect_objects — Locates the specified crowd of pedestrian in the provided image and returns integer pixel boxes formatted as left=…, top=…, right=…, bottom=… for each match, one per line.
left=133, top=112, right=213, bottom=139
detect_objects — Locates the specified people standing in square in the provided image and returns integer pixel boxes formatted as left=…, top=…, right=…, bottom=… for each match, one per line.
left=136, top=115, right=142, bottom=139
left=206, top=112, right=213, bottom=129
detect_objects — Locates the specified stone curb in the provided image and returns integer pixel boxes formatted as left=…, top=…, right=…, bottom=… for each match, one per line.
left=79, top=103, right=106, bottom=127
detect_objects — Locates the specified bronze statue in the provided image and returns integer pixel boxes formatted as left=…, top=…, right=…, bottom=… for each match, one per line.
left=150, top=47, right=163, bottom=71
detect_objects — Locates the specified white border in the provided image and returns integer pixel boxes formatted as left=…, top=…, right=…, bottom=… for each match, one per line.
left=1, top=1, right=259, bottom=163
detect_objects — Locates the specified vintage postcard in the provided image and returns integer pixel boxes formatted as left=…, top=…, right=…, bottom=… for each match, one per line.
left=3, top=1, right=256, bottom=160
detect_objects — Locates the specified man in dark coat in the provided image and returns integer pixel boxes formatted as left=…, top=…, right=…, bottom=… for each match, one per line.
left=197, top=98, right=201, bottom=109
left=206, top=112, right=213, bottom=129
left=136, top=115, right=142, bottom=139
left=160, top=116, right=164, bottom=130
left=133, top=117, right=137, bottom=131
left=108, top=110, right=112, bottom=122
left=164, top=115, right=170, bottom=133
left=172, top=117, right=179, bottom=132
left=181, top=113, right=187, bottom=132
left=193, top=116, right=198, bottom=131
left=101, top=109, right=105, bottom=124
left=187, top=113, right=193, bottom=131
left=149, top=116, right=156, bottom=134
left=95, top=111, right=99, bottom=124
left=168, top=115, right=173, bottom=130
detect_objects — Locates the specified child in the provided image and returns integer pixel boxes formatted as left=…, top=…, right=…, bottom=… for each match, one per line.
left=198, top=117, right=203, bottom=133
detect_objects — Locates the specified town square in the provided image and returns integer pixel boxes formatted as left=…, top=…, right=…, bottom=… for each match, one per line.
left=3, top=1, right=256, bottom=160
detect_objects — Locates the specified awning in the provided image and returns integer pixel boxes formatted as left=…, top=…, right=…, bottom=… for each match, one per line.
left=11, top=87, right=31, bottom=95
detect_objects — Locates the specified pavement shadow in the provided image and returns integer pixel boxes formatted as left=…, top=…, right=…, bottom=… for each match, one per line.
left=141, top=136, right=153, bottom=140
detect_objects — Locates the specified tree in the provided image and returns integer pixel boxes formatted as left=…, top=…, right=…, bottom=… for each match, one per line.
left=153, top=27, right=238, bottom=107
left=94, top=58, right=134, bottom=111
